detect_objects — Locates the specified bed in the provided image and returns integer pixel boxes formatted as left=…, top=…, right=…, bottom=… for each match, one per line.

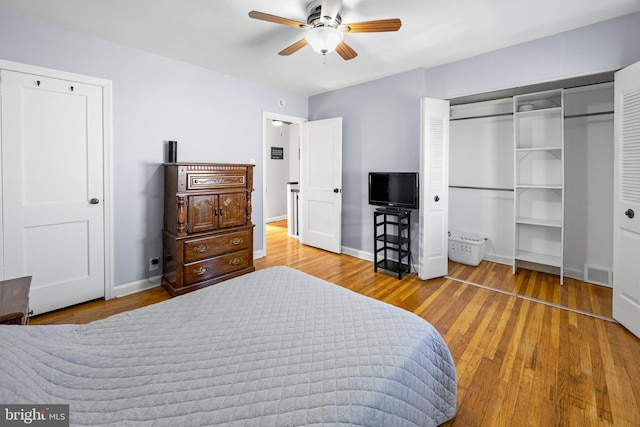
left=0, top=266, right=457, bottom=426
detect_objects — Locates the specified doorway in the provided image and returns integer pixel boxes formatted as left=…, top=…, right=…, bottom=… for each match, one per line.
left=261, top=112, right=305, bottom=257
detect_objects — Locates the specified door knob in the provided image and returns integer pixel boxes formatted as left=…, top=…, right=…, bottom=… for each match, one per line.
left=434, top=195, right=440, bottom=202
left=333, top=188, right=340, bottom=193
left=625, top=209, right=635, bottom=219
left=90, top=198, right=100, bottom=204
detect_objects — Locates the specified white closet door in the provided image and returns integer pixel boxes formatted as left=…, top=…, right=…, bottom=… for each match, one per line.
left=613, top=60, right=640, bottom=339
left=419, top=97, right=450, bottom=279
left=1, top=69, right=105, bottom=315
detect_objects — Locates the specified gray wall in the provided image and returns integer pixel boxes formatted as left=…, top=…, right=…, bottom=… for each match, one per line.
left=310, top=11, right=640, bottom=259
left=421, top=12, right=640, bottom=100
left=310, top=68, right=426, bottom=253
left=0, top=10, right=308, bottom=288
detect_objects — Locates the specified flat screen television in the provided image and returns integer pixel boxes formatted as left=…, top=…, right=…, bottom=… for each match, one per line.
left=368, top=172, right=419, bottom=209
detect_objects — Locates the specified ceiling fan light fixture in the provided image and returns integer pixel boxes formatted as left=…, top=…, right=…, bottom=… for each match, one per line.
left=305, top=26, right=344, bottom=55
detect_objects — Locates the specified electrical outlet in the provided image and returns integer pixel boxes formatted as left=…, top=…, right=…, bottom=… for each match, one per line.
left=149, top=257, right=159, bottom=271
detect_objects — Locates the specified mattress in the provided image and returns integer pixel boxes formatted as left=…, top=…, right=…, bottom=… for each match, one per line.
left=0, top=266, right=457, bottom=426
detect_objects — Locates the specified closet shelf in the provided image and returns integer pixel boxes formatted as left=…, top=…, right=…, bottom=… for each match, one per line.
left=513, top=88, right=564, bottom=284
left=515, top=250, right=562, bottom=268
left=515, top=106, right=563, bottom=117
left=515, top=217, right=562, bottom=228
left=516, top=184, right=563, bottom=190
left=516, top=146, right=562, bottom=152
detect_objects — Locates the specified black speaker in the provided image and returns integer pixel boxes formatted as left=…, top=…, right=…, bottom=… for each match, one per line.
left=167, top=140, right=177, bottom=163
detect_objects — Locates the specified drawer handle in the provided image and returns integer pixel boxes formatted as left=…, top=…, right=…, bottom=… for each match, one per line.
left=229, top=257, right=243, bottom=266
left=230, top=237, right=243, bottom=245
left=193, top=244, right=209, bottom=253
left=193, top=266, right=209, bottom=276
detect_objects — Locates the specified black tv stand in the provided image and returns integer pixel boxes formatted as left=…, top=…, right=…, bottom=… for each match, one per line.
left=376, top=207, right=405, bottom=213
left=373, top=208, right=411, bottom=279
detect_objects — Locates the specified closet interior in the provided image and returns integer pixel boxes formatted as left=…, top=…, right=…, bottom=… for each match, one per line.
left=449, top=73, right=615, bottom=285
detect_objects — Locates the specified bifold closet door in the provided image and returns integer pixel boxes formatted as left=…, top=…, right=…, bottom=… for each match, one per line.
left=613, top=60, right=640, bottom=339
left=419, top=97, right=450, bottom=280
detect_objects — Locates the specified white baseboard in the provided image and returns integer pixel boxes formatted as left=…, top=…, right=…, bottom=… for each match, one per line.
left=113, top=275, right=161, bottom=298
left=563, top=267, right=584, bottom=281
left=343, top=246, right=424, bottom=275
left=114, top=250, right=270, bottom=300
left=346, top=247, right=514, bottom=268
left=483, top=253, right=512, bottom=266
left=342, top=246, right=373, bottom=262
left=110, top=251, right=522, bottom=300
left=266, top=215, right=287, bottom=223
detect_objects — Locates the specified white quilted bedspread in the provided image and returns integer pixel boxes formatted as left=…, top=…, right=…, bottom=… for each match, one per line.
left=0, top=266, right=457, bottom=426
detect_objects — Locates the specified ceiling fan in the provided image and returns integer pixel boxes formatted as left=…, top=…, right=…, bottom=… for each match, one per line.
left=248, top=0, right=402, bottom=60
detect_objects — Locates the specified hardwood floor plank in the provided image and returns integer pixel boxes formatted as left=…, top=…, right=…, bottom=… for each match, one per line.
left=448, top=257, right=614, bottom=319
left=29, top=219, right=640, bottom=426
left=30, top=285, right=169, bottom=325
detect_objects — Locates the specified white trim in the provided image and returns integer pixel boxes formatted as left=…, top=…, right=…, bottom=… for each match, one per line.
left=564, top=267, right=584, bottom=281
left=102, top=78, right=114, bottom=300
left=266, top=215, right=288, bottom=223
left=114, top=276, right=161, bottom=298
left=261, top=112, right=307, bottom=257
left=0, top=59, right=115, bottom=301
left=483, top=253, right=512, bottom=266
left=343, top=246, right=423, bottom=274
left=254, top=249, right=266, bottom=260
left=342, top=246, right=373, bottom=262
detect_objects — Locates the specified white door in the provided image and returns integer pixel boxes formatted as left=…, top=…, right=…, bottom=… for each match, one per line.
left=419, top=97, right=450, bottom=279
left=1, top=70, right=105, bottom=315
left=300, top=117, right=342, bottom=253
left=613, top=60, right=640, bottom=339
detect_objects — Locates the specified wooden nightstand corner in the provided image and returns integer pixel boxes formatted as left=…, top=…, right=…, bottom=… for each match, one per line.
left=0, top=276, right=33, bottom=325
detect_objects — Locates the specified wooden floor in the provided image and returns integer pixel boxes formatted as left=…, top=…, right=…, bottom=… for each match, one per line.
left=448, top=259, right=614, bottom=319
left=31, top=220, right=640, bottom=426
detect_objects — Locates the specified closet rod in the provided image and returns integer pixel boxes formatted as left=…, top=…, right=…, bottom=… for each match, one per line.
left=450, top=185, right=514, bottom=192
left=564, top=111, right=614, bottom=119
left=450, top=112, right=513, bottom=121
left=452, top=110, right=614, bottom=121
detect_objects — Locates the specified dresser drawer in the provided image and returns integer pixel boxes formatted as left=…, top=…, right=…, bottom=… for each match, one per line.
left=183, top=230, right=251, bottom=263
left=183, top=249, right=250, bottom=285
left=187, top=172, right=246, bottom=191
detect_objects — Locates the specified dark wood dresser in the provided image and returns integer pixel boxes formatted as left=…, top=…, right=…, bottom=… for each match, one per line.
left=0, top=276, right=32, bottom=325
left=162, top=163, right=255, bottom=296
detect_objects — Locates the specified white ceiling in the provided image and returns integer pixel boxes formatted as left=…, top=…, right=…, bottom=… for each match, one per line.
left=1, top=0, right=639, bottom=96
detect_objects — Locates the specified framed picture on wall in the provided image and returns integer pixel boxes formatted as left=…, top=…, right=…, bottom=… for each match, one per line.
left=271, top=147, right=284, bottom=159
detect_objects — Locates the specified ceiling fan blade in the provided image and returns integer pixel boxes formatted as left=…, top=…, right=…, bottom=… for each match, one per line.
left=321, top=0, right=343, bottom=22
left=248, top=11, right=308, bottom=29
left=278, top=39, right=308, bottom=56
left=340, top=18, right=402, bottom=33
left=336, top=41, right=357, bottom=60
